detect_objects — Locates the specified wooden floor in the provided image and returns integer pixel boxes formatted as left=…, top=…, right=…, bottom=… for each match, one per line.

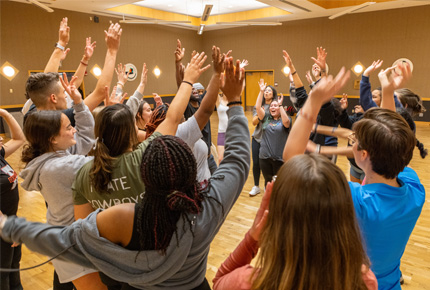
left=4, top=111, right=430, bottom=289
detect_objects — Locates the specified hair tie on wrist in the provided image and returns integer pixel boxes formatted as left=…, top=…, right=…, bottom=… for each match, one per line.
left=292, top=71, right=297, bottom=76
left=227, top=101, right=242, bottom=106
left=332, top=127, right=337, bottom=133
left=80, top=61, right=88, bottom=66
left=182, top=80, right=193, bottom=87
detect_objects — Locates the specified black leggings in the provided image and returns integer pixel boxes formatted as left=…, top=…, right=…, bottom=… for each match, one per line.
left=251, top=138, right=261, bottom=186
left=259, top=158, right=283, bottom=186
left=100, top=272, right=211, bottom=290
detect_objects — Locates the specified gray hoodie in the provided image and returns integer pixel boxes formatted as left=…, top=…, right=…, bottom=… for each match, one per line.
left=3, top=106, right=250, bottom=289
left=20, top=102, right=94, bottom=226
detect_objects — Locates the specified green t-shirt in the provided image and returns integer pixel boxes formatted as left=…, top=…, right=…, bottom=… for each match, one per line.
left=72, top=132, right=161, bottom=209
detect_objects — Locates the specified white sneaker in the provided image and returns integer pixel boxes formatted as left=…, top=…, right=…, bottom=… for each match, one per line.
left=249, top=186, right=261, bottom=196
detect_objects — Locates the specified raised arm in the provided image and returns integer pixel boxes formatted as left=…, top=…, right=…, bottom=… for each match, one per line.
left=283, top=50, right=303, bottom=88
left=60, top=75, right=95, bottom=155
left=278, top=94, right=291, bottom=128
left=44, top=17, right=70, bottom=73
left=283, top=68, right=350, bottom=161
left=360, top=60, right=383, bottom=110
left=0, top=109, right=25, bottom=158
left=174, top=39, right=185, bottom=88
left=311, top=47, right=328, bottom=78
left=83, top=23, right=122, bottom=112
left=378, top=63, right=412, bottom=112
left=73, top=37, right=96, bottom=88
left=193, top=46, right=224, bottom=130
left=255, top=79, right=267, bottom=120
left=306, top=141, right=354, bottom=158
left=156, top=52, right=210, bottom=136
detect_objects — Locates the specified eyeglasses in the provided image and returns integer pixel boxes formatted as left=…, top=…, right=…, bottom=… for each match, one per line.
left=348, top=132, right=357, bottom=146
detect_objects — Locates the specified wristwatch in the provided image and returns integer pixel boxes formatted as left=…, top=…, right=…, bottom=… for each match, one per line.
left=55, top=42, right=65, bottom=51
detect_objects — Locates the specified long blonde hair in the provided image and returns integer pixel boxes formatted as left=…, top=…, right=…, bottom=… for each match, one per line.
left=252, top=154, right=369, bottom=290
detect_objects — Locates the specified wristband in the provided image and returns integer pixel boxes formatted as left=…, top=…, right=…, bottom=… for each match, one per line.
left=315, top=144, right=321, bottom=154
left=182, top=80, right=193, bottom=87
left=55, top=42, right=65, bottom=51
left=227, top=101, right=242, bottom=106
left=291, top=71, right=297, bottom=76
left=80, top=61, right=88, bottom=66
left=332, top=127, right=337, bottom=133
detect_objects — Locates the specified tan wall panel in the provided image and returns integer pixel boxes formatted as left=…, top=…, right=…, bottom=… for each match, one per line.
left=0, top=1, right=202, bottom=106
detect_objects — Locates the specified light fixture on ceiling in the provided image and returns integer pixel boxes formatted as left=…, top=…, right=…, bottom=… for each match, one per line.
left=351, top=61, right=364, bottom=77
left=216, top=21, right=282, bottom=26
left=202, top=4, right=213, bottom=21
left=153, top=66, right=161, bottom=78
left=120, top=20, right=192, bottom=24
left=329, top=2, right=376, bottom=20
left=0, top=62, right=19, bottom=81
left=198, top=24, right=205, bottom=35
left=91, top=64, right=102, bottom=79
left=27, top=0, right=54, bottom=13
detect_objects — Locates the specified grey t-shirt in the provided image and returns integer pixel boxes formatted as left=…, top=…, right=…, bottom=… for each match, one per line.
left=259, top=115, right=291, bottom=161
left=252, top=104, right=270, bottom=142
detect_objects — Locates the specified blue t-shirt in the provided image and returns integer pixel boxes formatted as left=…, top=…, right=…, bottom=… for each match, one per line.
left=349, top=167, right=425, bottom=290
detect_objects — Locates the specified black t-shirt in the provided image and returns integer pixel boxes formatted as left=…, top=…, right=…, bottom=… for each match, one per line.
left=24, top=104, right=76, bottom=127
left=0, top=148, right=19, bottom=216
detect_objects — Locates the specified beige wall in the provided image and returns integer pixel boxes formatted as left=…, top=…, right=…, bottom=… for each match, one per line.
left=1, top=1, right=430, bottom=117
left=0, top=1, right=202, bottom=106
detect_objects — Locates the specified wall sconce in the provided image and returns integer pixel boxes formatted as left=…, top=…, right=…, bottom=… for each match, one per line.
left=282, top=66, right=291, bottom=76
left=1, top=61, right=19, bottom=81
left=153, top=66, right=161, bottom=78
left=351, top=61, right=364, bottom=77
left=91, top=64, right=102, bottom=79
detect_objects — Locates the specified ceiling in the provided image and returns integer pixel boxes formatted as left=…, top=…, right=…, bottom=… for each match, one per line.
left=10, top=0, right=430, bottom=32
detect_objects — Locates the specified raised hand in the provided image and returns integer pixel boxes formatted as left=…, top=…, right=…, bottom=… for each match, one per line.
left=104, top=85, right=127, bottom=106
left=58, top=17, right=70, bottom=47
left=59, top=48, right=71, bottom=62
left=84, top=37, right=96, bottom=60
left=378, top=63, right=412, bottom=92
left=340, top=93, right=348, bottom=110
left=153, top=93, right=163, bottom=107
left=105, top=23, right=122, bottom=53
left=60, top=75, right=82, bottom=105
left=258, top=78, right=267, bottom=92
left=140, top=63, right=148, bottom=86
left=278, top=93, right=284, bottom=105
left=174, top=39, right=185, bottom=63
left=354, top=105, right=364, bottom=114
left=220, top=58, right=244, bottom=102
left=311, top=47, right=327, bottom=71
left=249, top=181, right=273, bottom=241
left=183, top=52, right=211, bottom=84
left=212, top=46, right=225, bottom=74
left=310, top=67, right=350, bottom=105
left=305, top=70, right=314, bottom=85
left=282, top=50, right=293, bottom=68
left=240, top=59, right=249, bottom=69
left=115, top=63, right=128, bottom=86
left=363, top=60, right=383, bottom=77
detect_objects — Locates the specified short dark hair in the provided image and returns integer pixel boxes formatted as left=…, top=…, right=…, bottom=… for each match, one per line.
left=353, top=108, right=416, bottom=179
left=25, top=73, right=60, bottom=108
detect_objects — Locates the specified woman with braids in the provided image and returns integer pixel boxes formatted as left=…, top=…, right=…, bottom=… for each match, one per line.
left=212, top=67, right=378, bottom=290
left=0, top=56, right=250, bottom=290
left=73, top=46, right=222, bottom=221
left=19, top=75, right=106, bottom=290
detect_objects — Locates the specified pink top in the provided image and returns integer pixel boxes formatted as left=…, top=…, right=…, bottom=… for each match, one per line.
left=213, top=231, right=378, bottom=290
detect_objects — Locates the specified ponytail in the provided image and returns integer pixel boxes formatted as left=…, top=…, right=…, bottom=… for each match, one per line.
left=416, top=139, right=428, bottom=159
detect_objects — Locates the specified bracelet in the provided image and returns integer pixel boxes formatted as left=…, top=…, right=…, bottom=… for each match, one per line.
left=55, top=42, right=65, bottom=51
left=80, top=61, right=88, bottom=66
left=227, top=101, right=242, bottom=106
left=332, top=127, right=337, bottom=133
left=291, top=71, right=297, bottom=76
left=315, top=144, right=321, bottom=154
left=182, top=80, right=193, bottom=87
left=117, top=82, right=124, bottom=87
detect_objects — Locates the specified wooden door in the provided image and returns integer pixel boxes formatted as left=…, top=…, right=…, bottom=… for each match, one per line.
left=244, top=71, right=274, bottom=111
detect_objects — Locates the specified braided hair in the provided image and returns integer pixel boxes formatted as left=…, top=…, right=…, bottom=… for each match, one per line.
left=137, top=135, right=204, bottom=254
left=144, top=103, right=169, bottom=139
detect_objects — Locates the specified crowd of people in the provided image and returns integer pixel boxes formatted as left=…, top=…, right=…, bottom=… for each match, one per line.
left=0, top=18, right=427, bottom=290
